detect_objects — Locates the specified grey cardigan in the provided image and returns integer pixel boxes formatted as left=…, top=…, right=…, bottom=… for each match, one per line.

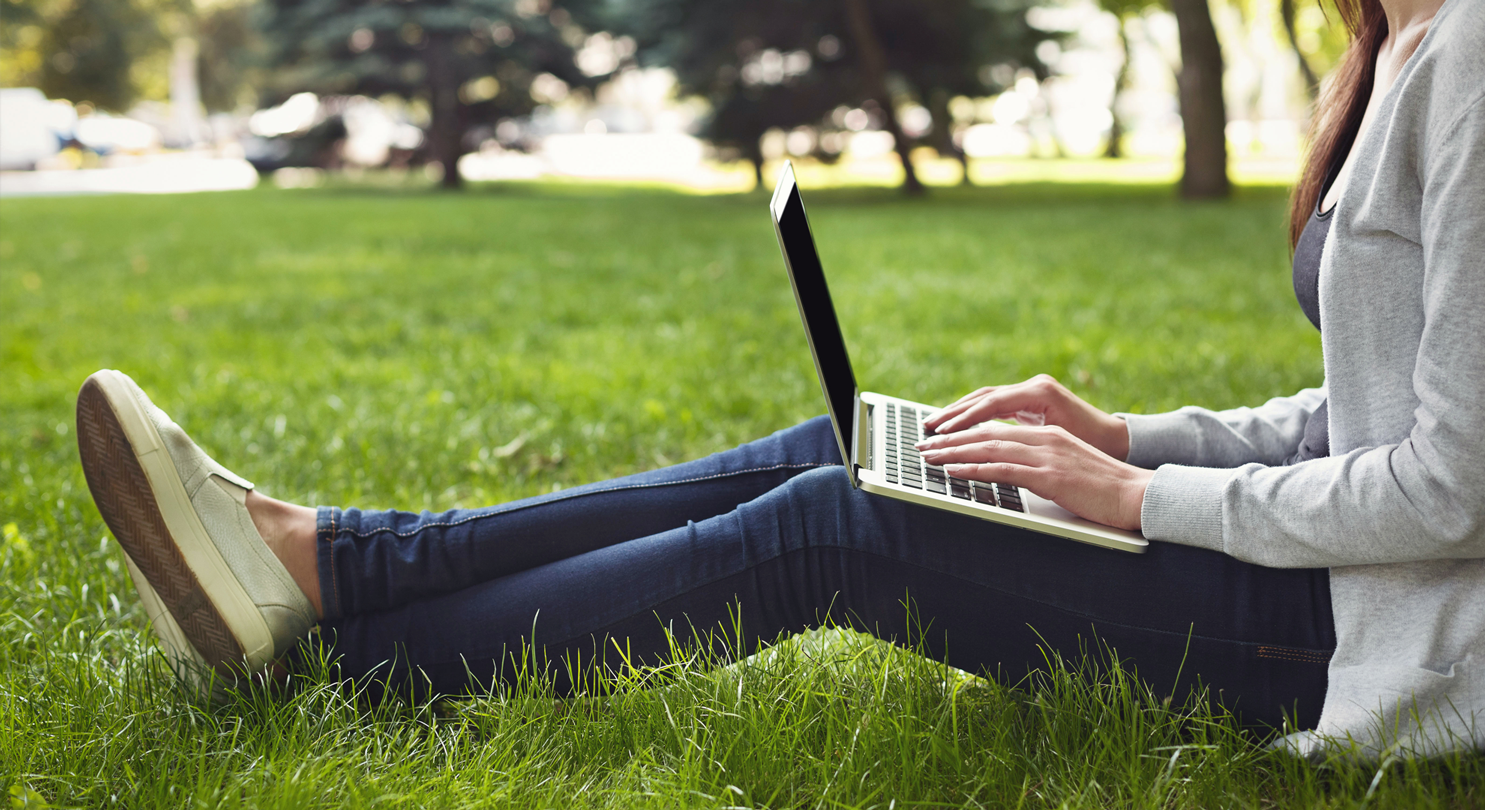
left=1122, top=0, right=1485, bottom=757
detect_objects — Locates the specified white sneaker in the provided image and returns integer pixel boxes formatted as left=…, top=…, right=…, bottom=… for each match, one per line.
left=76, top=369, right=315, bottom=679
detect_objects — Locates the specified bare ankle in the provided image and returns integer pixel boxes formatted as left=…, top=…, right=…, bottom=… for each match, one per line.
left=245, top=490, right=324, bottom=620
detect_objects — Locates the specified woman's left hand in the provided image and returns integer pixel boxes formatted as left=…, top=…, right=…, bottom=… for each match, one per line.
left=917, top=422, right=1153, bottom=532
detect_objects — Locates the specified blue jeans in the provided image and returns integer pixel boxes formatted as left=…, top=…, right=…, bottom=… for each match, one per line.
left=315, top=416, right=1334, bottom=729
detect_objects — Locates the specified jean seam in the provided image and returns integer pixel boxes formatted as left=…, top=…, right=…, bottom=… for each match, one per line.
left=492, top=547, right=1334, bottom=660
left=1256, top=645, right=1331, bottom=663
left=329, top=508, right=340, bottom=620
left=333, top=461, right=839, bottom=540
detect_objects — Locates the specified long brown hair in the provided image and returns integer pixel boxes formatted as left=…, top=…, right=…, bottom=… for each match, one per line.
left=1288, top=0, right=1388, bottom=248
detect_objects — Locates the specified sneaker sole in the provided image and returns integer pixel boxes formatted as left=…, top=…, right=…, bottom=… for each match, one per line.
left=77, top=371, right=273, bottom=672
left=122, top=553, right=208, bottom=669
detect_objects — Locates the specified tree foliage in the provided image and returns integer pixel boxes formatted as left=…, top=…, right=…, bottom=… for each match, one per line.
left=609, top=0, right=1050, bottom=191
left=196, top=2, right=267, bottom=113
left=257, top=0, right=605, bottom=187
left=0, top=0, right=187, bottom=111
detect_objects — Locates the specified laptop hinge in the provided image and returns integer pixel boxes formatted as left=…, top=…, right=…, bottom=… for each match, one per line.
left=851, top=394, right=871, bottom=483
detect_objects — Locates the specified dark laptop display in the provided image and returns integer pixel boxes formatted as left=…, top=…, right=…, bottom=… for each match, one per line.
left=771, top=173, right=858, bottom=468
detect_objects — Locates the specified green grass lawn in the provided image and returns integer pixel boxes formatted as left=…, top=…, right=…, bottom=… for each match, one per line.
left=2, top=181, right=1480, bottom=808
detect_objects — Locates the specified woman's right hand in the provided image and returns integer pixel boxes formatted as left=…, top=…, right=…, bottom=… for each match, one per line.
left=921, top=374, right=1131, bottom=461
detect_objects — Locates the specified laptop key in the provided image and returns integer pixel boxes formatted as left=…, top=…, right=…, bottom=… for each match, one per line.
left=926, top=480, right=947, bottom=494
left=972, top=486, right=997, bottom=506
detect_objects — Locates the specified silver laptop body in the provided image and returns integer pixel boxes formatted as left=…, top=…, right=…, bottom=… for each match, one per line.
left=769, top=161, right=1147, bottom=554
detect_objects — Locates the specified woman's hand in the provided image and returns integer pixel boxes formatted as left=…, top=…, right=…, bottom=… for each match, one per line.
left=917, top=422, right=1152, bottom=531
left=922, top=374, right=1131, bottom=461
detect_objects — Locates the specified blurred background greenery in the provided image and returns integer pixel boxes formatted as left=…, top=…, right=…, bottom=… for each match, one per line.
left=2, top=0, right=1353, bottom=195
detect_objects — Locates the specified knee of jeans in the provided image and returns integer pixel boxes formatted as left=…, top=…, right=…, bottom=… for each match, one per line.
left=784, top=465, right=858, bottom=505
left=774, top=465, right=888, bottom=554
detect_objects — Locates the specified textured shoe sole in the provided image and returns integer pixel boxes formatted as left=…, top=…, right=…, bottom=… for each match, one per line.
left=77, top=373, right=269, bottom=672
left=122, top=554, right=208, bottom=669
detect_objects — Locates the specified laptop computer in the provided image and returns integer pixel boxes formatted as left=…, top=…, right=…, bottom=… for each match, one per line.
left=769, top=161, right=1147, bottom=553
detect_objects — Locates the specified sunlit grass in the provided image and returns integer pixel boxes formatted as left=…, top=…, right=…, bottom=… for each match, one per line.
left=2, top=181, right=1480, bottom=807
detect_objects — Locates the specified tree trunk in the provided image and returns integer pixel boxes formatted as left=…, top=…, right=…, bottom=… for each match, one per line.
left=1104, top=19, right=1132, bottom=159
left=1280, top=0, right=1320, bottom=101
left=927, top=89, right=973, bottom=185
left=1170, top=0, right=1229, bottom=199
left=425, top=32, right=464, bottom=190
left=742, top=137, right=766, bottom=190
left=842, top=0, right=924, bottom=195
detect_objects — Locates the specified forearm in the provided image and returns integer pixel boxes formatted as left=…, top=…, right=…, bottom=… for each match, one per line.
left=1140, top=438, right=1485, bottom=567
left=1119, top=387, right=1327, bottom=470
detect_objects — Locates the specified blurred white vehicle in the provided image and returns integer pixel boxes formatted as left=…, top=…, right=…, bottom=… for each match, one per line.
left=0, top=88, right=76, bottom=170
left=75, top=113, right=161, bottom=154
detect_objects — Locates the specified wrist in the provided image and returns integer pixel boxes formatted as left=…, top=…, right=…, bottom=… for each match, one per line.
left=1097, top=414, right=1131, bottom=461
left=1120, top=467, right=1153, bottom=532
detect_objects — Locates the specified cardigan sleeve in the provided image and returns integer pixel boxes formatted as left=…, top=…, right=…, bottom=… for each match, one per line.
left=1118, top=387, right=1327, bottom=470
left=1140, top=97, right=1485, bottom=567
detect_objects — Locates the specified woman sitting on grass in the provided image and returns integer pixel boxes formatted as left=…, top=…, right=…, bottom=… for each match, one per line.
left=77, top=0, right=1481, bottom=757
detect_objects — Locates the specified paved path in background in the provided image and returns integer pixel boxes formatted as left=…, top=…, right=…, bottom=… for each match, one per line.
left=0, top=157, right=258, bottom=197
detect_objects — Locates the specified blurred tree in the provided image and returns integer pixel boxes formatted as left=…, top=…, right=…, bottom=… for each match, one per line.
left=197, top=1, right=265, bottom=113
left=258, top=0, right=601, bottom=188
left=1278, top=0, right=1319, bottom=98
left=701, top=74, right=849, bottom=189
left=1170, top=0, right=1228, bottom=198
left=1097, top=0, right=1160, bottom=159
left=842, top=0, right=922, bottom=193
left=612, top=0, right=1048, bottom=193
left=1094, top=0, right=1229, bottom=194
left=610, top=0, right=845, bottom=188
left=1277, top=0, right=1350, bottom=107
left=885, top=0, right=1049, bottom=184
left=0, top=0, right=186, bottom=111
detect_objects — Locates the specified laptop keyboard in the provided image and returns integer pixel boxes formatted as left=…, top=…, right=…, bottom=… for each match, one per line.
left=881, top=403, right=1024, bottom=512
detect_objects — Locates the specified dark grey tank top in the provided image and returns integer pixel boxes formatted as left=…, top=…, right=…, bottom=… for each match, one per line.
left=1285, top=165, right=1342, bottom=465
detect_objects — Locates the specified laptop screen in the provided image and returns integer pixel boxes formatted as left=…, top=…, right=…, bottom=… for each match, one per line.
left=770, top=163, right=858, bottom=469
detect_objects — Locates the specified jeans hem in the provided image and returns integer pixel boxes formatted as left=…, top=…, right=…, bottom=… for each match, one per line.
left=316, top=505, right=343, bottom=622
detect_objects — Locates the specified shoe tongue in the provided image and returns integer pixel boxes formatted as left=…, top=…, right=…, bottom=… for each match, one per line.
left=209, top=473, right=251, bottom=505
